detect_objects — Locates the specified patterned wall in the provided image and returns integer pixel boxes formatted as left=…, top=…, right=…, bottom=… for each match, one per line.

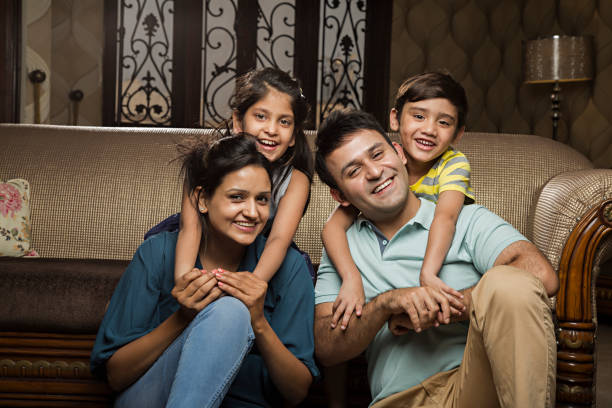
left=23, top=0, right=103, bottom=126
left=50, top=0, right=103, bottom=126
left=390, top=0, right=612, bottom=168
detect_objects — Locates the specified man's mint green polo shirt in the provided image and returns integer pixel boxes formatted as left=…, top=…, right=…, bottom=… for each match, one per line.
left=315, top=198, right=526, bottom=405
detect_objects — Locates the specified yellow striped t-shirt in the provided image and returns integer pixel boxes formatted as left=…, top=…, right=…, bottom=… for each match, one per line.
left=410, top=148, right=475, bottom=204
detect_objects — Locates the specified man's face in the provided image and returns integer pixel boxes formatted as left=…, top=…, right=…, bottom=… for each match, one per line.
left=326, top=129, right=411, bottom=221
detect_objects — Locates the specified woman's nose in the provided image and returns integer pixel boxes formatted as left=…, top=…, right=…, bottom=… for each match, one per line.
left=243, top=199, right=258, bottom=218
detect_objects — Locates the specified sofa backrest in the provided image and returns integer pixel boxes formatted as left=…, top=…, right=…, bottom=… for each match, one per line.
left=0, top=124, right=593, bottom=264
left=0, top=124, right=214, bottom=260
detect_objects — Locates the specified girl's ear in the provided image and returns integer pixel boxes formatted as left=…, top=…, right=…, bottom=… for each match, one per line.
left=232, top=111, right=243, bottom=134
left=330, top=188, right=351, bottom=207
left=389, top=108, right=400, bottom=132
left=195, top=186, right=208, bottom=214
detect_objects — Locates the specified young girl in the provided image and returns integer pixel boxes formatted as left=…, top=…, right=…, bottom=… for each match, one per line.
left=322, top=72, right=473, bottom=331
left=166, top=67, right=313, bottom=285
left=91, top=134, right=318, bottom=407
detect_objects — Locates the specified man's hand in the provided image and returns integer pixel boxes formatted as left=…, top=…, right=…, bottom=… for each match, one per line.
left=383, top=286, right=451, bottom=333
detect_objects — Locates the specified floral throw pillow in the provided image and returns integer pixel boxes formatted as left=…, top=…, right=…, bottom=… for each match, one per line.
left=0, top=179, right=36, bottom=257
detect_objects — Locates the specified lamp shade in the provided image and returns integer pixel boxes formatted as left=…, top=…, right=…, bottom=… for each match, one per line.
left=523, top=35, right=594, bottom=84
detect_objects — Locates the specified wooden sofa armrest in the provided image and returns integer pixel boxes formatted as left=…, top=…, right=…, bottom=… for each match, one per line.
left=556, top=199, right=612, bottom=407
left=528, top=169, right=612, bottom=407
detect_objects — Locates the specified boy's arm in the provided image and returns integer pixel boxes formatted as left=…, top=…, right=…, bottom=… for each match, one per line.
left=175, top=179, right=202, bottom=281
left=321, top=204, right=362, bottom=329
left=252, top=170, right=309, bottom=281
left=419, top=190, right=466, bottom=310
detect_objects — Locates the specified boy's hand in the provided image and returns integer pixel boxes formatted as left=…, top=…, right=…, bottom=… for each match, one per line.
left=331, top=278, right=365, bottom=330
left=419, top=273, right=465, bottom=314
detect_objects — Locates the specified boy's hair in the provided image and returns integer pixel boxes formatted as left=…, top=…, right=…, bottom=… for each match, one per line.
left=315, top=109, right=393, bottom=191
left=394, top=72, right=468, bottom=132
left=231, top=67, right=313, bottom=182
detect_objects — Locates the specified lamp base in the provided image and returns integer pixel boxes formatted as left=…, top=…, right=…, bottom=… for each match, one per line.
left=551, top=81, right=560, bottom=141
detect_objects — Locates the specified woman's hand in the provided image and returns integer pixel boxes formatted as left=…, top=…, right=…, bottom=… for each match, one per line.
left=171, top=268, right=223, bottom=322
left=214, top=269, right=267, bottom=328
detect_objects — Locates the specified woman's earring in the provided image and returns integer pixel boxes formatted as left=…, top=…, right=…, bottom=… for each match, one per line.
left=199, top=207, right=205, bottom=213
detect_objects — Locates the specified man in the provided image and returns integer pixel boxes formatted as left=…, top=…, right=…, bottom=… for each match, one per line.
left=313, top=109, right=558, bottom=407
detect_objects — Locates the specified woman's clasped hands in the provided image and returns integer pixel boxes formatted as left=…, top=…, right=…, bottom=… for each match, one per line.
left=171, top=267, right=223, bottom=321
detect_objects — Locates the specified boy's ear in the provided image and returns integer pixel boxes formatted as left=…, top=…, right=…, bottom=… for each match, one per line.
left=389, top=108, right=400, bottom=132
left=195, top=187, right=208, bottom=214
left=392, top=141, right=408, bottom=165
left=453, top=126, right=466, bottom=143
left=330, top=188, right=351, bottom=207
left=232, top=111, right=243, bottom=134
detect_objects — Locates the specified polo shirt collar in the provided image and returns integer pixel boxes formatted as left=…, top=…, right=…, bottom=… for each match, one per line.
left=356, top=197, right=434, bottom=233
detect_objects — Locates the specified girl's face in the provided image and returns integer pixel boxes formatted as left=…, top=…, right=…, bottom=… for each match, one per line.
left=199, top=165, right=271, bottom=247
left=233, top=87, right=296, bottom=163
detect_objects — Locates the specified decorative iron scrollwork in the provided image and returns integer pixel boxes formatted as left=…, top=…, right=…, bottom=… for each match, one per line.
left=256, top=1, right=295, bottom=73
left=201, top=0, right=238, bottom=127
left=118, top=0, right=173, bottom=126
left=318, top=0, right=366, bottom=124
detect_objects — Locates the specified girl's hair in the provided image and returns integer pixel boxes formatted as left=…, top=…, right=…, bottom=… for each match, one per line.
left=230, top=67, right=313, bottom=182
left=179, top=133, right=273, bottom=237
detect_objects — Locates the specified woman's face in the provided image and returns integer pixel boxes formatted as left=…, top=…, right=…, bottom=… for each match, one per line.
left=233, top=87, right=296, bottom=163
left=199, top=165, right=271, bottom=247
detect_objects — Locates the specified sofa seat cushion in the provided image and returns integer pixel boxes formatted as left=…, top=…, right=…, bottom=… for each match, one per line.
left=0, top=258, right=127, bottom=333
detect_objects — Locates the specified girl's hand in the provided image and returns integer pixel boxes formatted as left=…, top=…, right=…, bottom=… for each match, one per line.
left=419, top=273, right=465, bottom=315
left=331, top=277, right=365, bottom=330
left=214, top=269, right=268, bottom=328
left=171, top=268, right=222, bottom=322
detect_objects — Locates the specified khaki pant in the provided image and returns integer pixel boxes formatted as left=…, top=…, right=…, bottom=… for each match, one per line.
left=372, top=266, right=556, bottom=408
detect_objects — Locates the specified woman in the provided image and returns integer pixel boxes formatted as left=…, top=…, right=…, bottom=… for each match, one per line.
left=90, top=134, right=318, bottom=407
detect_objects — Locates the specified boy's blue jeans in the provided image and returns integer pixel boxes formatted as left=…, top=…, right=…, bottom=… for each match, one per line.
left=114, top=297, right=255, bottom=408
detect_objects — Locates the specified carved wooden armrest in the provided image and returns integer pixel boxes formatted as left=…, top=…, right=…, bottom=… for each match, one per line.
left=556, top=199, right=612, bottom=406
left=528, top=169, right=612, bottom=407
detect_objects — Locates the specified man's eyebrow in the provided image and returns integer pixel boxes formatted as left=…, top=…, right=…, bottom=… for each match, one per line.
left=340, top=142, right=384, bottom=175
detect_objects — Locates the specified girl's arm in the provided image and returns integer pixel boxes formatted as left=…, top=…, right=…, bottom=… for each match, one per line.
left=419, top=190, right=465, bottom=310
left=106, top=270, right=221, bottom=391
left=216, top=271, right=313, bottom=405
left=252, top=169, right=310, bottom=281
left=175, top=179, right=202, bottom=282
left=321, top=204, right=361, bottom=330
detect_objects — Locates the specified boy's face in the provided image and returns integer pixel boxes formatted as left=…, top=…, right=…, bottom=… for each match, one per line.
left=389, top=98, right=464, bottom=167
left=325, top=129, right=411, bottom=222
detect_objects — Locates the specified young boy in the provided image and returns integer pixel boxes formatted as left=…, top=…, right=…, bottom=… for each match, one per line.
left=322, top=72, right=474, bottom=330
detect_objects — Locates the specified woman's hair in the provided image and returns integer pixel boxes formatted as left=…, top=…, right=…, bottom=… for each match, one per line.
left=230, top=67, right=313, bottom=182
left=179, top=132, right=273, bottom=227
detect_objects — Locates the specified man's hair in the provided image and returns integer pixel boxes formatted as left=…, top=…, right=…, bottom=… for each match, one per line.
left=394, top=72, right=468, bottom=131
left=315, top=110, right=393, bottom=191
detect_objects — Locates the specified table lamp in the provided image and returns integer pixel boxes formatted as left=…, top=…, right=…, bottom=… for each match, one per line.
left=523, top=35, right=594, bottom=140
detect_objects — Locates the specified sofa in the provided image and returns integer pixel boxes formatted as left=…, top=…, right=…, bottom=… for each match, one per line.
left=1, top=123, right=611, bottom=407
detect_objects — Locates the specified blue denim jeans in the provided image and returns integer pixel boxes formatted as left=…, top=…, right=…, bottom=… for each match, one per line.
left=114, top=297, right=255, bottom=408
